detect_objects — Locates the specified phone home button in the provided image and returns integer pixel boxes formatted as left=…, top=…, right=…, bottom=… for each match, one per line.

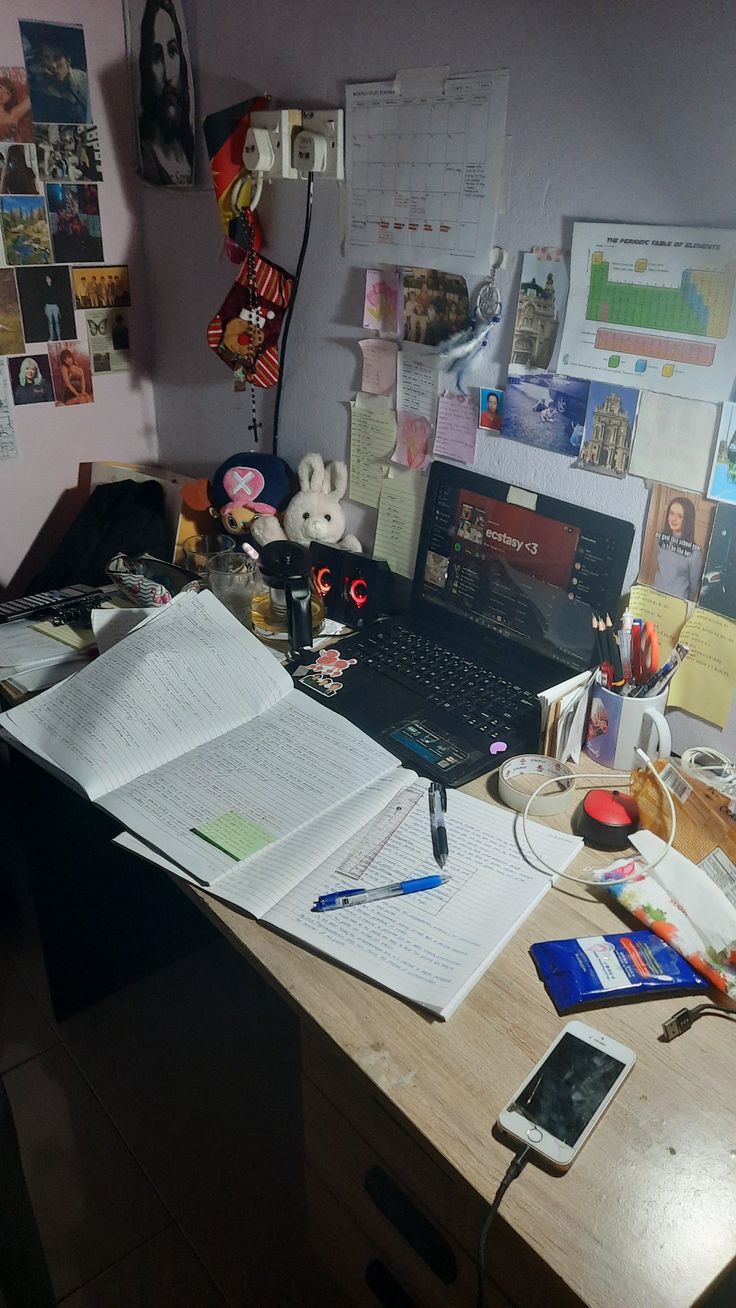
left=526, top=1127, right=543, bottom=1144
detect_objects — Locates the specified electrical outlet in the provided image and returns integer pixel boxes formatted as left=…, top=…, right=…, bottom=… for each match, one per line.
left=300, top=109, right=344, bottom=180
left=246, top=109, right=302, bottom=179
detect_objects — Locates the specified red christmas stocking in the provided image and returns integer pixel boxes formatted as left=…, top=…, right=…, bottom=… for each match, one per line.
left=207, top=244, right=294, bottom=389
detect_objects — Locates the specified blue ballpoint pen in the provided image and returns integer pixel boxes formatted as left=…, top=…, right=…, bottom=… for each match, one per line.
left=312, top=874, right=448, bottom=912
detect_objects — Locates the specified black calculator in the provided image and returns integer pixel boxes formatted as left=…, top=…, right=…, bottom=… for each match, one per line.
left=0, top=585, right=99, bottom=625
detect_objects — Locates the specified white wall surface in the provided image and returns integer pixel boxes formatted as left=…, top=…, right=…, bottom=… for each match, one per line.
left=143, top=0, right=736, bottom=753
left=0, top=0, right=157, bottom=594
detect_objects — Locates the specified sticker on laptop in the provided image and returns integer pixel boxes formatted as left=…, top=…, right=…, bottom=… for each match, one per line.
left=306, top=649, right=357, bottom=677
left=301, top=672, right=344, bottom=697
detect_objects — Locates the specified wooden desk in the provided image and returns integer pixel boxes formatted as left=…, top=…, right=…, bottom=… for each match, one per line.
left=178, top=769, right=736, bottom=1308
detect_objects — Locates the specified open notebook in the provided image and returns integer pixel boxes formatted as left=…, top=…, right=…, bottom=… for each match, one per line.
left=117, top=777, right=582, bottom=1020
left=0, top=591, right=402, bottom=883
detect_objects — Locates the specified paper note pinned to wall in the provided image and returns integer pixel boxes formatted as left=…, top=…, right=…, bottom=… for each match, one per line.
left=433, top=392, right=477, bottom=465
left=193, top=811, right=275, bottom=860
left=359, top=338, right=398, bottom=397
left=363, top=268, right=400, bottom=335
left=667, top=608, right=736, bottom=728
left=629, top=393, right=720, bottom=494
left=627, top=584, right=688, bottom=662
left=373, top=469, right=428, bottom=580
left=397, top=350, right=438, bottom=425
left=349, top=402, right=397, bottom=507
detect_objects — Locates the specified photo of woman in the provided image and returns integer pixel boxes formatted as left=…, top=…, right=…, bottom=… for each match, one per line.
left=0, top=70, right=33, bottom=143
left=10, top=355, right=53, bottom=404
left=638, top=483, right=715, bottom=603
left=48, top=339, right=94, bottom=406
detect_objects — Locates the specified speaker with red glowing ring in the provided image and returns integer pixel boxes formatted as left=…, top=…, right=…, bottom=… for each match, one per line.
left=309, top=543, right=392, bottom=626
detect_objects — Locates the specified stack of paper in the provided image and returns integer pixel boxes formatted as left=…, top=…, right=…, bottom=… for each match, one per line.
left=0, top=591, right=582, bottom=1019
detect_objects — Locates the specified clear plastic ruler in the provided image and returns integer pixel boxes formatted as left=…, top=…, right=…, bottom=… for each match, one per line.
left=332, top=781, right=427, bottom=882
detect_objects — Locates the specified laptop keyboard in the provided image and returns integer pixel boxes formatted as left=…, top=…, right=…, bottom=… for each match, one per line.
left=350, top=625, right=538, bottom=736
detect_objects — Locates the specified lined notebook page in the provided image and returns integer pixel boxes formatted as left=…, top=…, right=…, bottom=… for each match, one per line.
left=100, top=691, right=401, bottom=885
left=264, top=790, right=581, bottom=1019
left=113, top=772, right=415, bottom=918
left=0, top=592, right=291, bottom=800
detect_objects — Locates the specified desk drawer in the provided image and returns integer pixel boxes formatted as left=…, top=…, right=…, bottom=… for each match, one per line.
left=304, top=1075, right=511, bottom=1308
left=302, top=1026, right=578, bottom=1308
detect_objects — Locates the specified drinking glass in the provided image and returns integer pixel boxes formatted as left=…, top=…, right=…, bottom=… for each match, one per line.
left=206, top=550, right=255, bottom=625
left=182, top=533, right=235, bottom=576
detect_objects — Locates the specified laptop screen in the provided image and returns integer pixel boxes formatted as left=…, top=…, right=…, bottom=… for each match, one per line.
left=414, top=464, right=634, bottom=672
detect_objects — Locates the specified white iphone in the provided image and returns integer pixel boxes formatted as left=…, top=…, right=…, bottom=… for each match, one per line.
left=497, top=1020, right=636, bottom=1170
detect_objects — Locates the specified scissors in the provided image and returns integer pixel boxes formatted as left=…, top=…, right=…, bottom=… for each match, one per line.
left=632, top=620, right=659, bottom=684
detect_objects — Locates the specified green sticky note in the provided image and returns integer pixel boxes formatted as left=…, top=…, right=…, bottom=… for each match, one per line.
left=192, top=811, right=274, bottom=860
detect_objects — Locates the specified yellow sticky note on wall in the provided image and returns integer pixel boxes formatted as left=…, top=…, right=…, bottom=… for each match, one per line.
left=628, top=585, right=688, bottom=662
left=667, top=607, right=736, bottom=728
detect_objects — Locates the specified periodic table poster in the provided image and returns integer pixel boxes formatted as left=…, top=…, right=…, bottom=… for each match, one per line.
left=346, top=71, right=509, bottom=275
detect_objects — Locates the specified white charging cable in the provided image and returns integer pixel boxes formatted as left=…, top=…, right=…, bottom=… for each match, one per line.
left=679, top=747, right=736, bottom=807
left=519, top=748, right=676, bottom=888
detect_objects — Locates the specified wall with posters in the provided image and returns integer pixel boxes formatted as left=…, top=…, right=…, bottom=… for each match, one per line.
left=142, top=0, right=736, bottom=754
left=0, top=0, right=157, bottom=594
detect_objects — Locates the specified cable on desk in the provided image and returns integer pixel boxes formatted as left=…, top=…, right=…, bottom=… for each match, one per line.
left=272, top=171, right=314, bottom=458
left=477, top=1145, right=530, bottom=1308
left=661, top=1002, right=736, bottom=1042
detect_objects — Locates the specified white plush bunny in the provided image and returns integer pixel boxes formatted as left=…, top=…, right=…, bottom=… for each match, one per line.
left=251, top=452, right=362, bottom=552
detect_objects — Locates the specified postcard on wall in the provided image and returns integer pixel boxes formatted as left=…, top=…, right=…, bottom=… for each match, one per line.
left=707, top=402, right=736, bottom=504
left=0, top=68, right=33, bottom=143
left=501, top=371, right=589, bottom=457
left=86, top=306, right=130, bottom=373
left=0, top=195, right=52, bottom=266
left=46, top=182, right=103, bottom=263
left=362, top=268, right=400, bottom=335
left=0, top=267, right=25, bottom=354
left=558, top=221, right=736, bottom=402
left=16, top=264, right=75, bottom=344
left=48, top=339, right=94, bottom=406
left=699, top=503, right=736, bottom=622
left=127, top=0, right=195, bottom=186
left=402, top=268, right=470, bottom=349
left=509, top=249, right=568, bottom=373
left=345, top=70, right=509, bottom=275
left=20, top=21, right=92, bottom=125
left=575, top=380, right=638, bottom=478
left=478, top=387, right=503, bottom=431
left=8, top=352, right=53, bottom=405
left=628, top=392, right=719, bottom=493
left=0, top=359, right=19, bottom=462
left=33, top=124, right=102, bottom=182
left=72, top=264, right=130, bottom=309
left=638, top=482, right=715, bottom=603
left=0, top=142, right=41, bottom=196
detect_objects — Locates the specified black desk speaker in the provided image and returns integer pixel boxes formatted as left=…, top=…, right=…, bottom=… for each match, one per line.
left=309, top=543, right=392, bottom=627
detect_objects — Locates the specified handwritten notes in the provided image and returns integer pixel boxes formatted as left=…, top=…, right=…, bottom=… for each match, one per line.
left=396, top=350, right=438, bottom=424
left=374, top=470, right=428, bottom=579
left=667, top=608, right=736, bottom=727
left=433, top=392, right=477, bottom=464
left=627, top=584, right=688, bottom=662
left=359, top=338, right=398, bottom=397
left=349, top=401, right=396, bottom=507
left=193, top=811, right=275, bottom=860
left=630, top=394, right=720, bottom=494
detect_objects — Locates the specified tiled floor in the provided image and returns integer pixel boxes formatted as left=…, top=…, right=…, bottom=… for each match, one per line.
left=0, top=845, right=347, bottom=1306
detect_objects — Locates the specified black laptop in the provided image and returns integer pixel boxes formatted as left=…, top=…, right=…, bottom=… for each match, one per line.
left=293, top=462, right=634, bottom=785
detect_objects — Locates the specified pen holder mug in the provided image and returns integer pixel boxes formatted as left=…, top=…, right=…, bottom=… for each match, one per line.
left=583, top=684, right=671, bottom=772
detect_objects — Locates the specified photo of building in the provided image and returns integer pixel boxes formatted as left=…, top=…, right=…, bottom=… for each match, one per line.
left=578, top=387, right=637, bottom=476
left=511, top=270, right=560, bottom=369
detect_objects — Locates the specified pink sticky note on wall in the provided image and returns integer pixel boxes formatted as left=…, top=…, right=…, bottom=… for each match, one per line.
left=433, top=393, right=477, bottom=465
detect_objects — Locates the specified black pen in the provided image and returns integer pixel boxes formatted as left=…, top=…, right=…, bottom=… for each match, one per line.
left=428, top=781, right=448, bottom=869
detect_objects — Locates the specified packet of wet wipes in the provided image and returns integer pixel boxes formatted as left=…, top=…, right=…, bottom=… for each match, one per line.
left=530, top=930, right=708, bottom=1013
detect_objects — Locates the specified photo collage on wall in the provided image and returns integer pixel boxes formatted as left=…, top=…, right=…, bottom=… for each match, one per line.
left=0, top=20, right=132, bottom=460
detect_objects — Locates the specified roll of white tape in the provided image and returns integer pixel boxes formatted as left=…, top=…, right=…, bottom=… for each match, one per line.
left=498, top=754, right=576, bottom=816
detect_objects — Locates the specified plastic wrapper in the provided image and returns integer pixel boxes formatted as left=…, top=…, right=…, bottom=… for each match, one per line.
left=530, top=929, right=707, bottom=1012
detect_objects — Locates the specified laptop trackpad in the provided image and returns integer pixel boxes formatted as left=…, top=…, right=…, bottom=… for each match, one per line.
left=385, top=716, right=484, bottom=775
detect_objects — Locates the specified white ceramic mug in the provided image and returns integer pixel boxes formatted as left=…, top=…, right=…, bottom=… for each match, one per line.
left=583, top=684, right=671, bottom=771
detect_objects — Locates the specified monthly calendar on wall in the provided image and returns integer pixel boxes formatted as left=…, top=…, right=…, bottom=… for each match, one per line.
left=345, top=70, right=509, bottom=275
